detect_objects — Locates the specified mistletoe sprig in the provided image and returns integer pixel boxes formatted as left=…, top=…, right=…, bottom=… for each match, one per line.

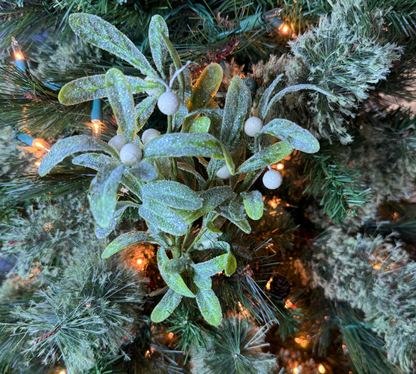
left=39, top=13, right=331, bottom=325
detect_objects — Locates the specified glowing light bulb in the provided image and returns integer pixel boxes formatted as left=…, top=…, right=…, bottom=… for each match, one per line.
left=168, top=332, right=174, bottom=339
left=137, top=259, right=142, bottom=265
left=293, top=368, right=299, bottom=374
left=60, top=371, right=66, bottom=374
left=282, top=25, right=289, bottom=33
left=15, top=52, right=23, bottom=60
left=92, top=120, right=102, bottom=139
left=266, top=277, right=273, bottom=290
left=35, top=161, right=41, bottom=166
left=318, top=364, right=326, bottom=373
left=33, top=138, right=50, bottom=152
left=277, top=163, right=284, bottom=170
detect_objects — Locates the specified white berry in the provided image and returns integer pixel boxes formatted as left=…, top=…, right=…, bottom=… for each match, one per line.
left=263, top=169, right=282, bottom=189
left=216, top=164, right=232, bottom=179
left=120, top=143, right=142, bottom=166
left=157, top=91, right=181, bottom=115
left=108, top=135, right=126, bottom=152
left=244, top=117, right=263, bottom=137
left=142, top=128, right=160, bottom=144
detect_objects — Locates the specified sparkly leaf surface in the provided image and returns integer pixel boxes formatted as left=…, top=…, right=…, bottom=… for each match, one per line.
left=151, top=289, right=183, bottom=323
left=193, top=273, right=212, bottom=290
left=102, top=230, right=153, bottom=258
left=88, top=163, right=124, bottom=228
left=59, top=75, right=162, bottom=105
left=161, top=34, right=184, bottom=98
left=221, top=76, right=251, bottom=152
left=173, top=103, right=188, bottom=131
left=136, top=94, right=160, bottom=131
left=161, top=258, right=188, bottom=274
left=140, top=200, right=187, bottom=236
left=236, top=141, right=293, bottom=174
left=225, top=253, right=237, bottom=276
left=69, top=13, right=157, bottom=77
left=191, top=253, right=229, bottom=275
left=149, top=15, right=169, bottom=78
left=121, top=168, right=144, bottom=199
left=258, top=74, right=284, bottom=120
left=258, top=119, right=320, bottom=153
left=177, top=163, right=206, bottom=189
left=144, top=133, right=224, bottom=159
left=72, top=153, right=114, bottom=171
left=218, top=205, right=251, bottom=234
left=157, top=248, right=195, bottom=297
left=241, top=190, right=264, bottom=220
left=39, top=135, right=118, bottom=176
left=228, top=196, right=246, bottom=221
left=129, top=161, right=158, bottom=182
left=196, top=288, right=222, bottom=326
left=141, top=180, right=202, bottom=210
left=106, top=68, right=137, bottom=143
left=189, top=117, right=210, bottom=133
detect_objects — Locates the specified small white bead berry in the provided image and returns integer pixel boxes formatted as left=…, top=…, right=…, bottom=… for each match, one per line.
left=120, top=143, right=142, bottom=166
left=216, top=164, right=232, bottom=179
left=108, top=135, right=126, bottom=152
left=157, top=91, right=181, bottom=115
left=263, top=169, right=282, bottom=190
left=142, top=128, right=160, bottom=144
left=244, top=116, right=263, bottom=137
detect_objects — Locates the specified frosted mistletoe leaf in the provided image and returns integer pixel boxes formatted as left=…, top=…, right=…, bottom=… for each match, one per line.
left=193, top=273, right=212, bottom=290
left=237, top=141, right=293, bottom=174
left=121, top=168, right=144, bottom=199
left=221, top=76, right=251, bottom=152
left=188, top=64, right=223, bottom=112
left=258, top=74, right=284, bottom=120
left=136, top=94, right=160, bottom=131
left=102, top=230, right=153, bottom=258
left=161, top=258, right=188, bottom=274
left=241, top=190, right=264, bottom=220
left=39, top=135, right=118, bottom=176
left=149, top=15, right=169, bottom=79
left=96, top=201, right=140, bottom=239
left=196, top=239, right=230, bottom=252
left=189, top=116, right=210, bottom=133
left=89, top=163, right=124, bottom=228
left=106, top=69, right=137, bottom=143
left=218, top=205, right=251, bottom=234
left=258, top=119, right=319, bottom=153
left=140, top=200, right=188, bottom=236
left=160, top=34, right=184, bottom=98
left=69, top=13, right=157, bottom=77
left=157, top=248, right=195, bottom=297
left=191, top=253, right=229, bottom=275
left=224, top=253, right=237, bottom=276
left=173, top=103, right=188, bottom=131
left=72, top=153, right=114, bottom=171
left=141, top=180, right=202, bottom=210
left=59, top=75, right=162, bottom=105
left=265, top=84, right=335, bottom=119
left=228, top=196, right=246, bottom=221
left=196, top=288, right=222, bottom=326
left=151, top=288, right=183, bottom=323
left=177, top=162, right=206, bottom=188
left=129, top=161, right=158, bottom=182
left=178, top=186, right=235, bottom=224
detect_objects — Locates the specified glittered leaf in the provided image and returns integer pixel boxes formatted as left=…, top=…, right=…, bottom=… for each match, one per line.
left=106, top=69, right=137, bottom=143
left=258, top=74, right=283, bottom=120
left=129, top=161, right=158, bottom=182
left=228, top=196, right=246, bottom=221
left=102, top=231, right=153, bottom=258
left=173, top=103, right=188, bottom=131
left=177, top=162, right=206, bottom=189
left=69, top=13, right=156, bottom=77
left=221, top=76, right=251, bottom=151
left=59, top=75, right=162, bottom=105
left=121, top=168, right=144, bottom=199
left=265, top=84, right=335, bottom=119
left=189, top=117, right=210, bottom=133
left=161, top=34, right=184, bottom=98
left=259, top=119, right=319, bottom=153
left=191, top=253, right=229, bottom=275
left=193, top=273, right=212, bottom=290
left=72, top=153, right=114, bottom=171
left=39, top=135, right=118, bottom=176
left=136, top=94, right=160, bottom=131
left=149, top=15, right=169, bottom=78
left=161, top=258, right=188, bottom=274
left=157, top=248, right=195, bottom=297
left=89, top=163, right=124, bottom=228
left=140, top=200, right=187, bottom=236
left=141, top=180, right=202, bottom=210
left=236, top=141, right=293, bottom=174
left=225, top=253, right=237, bottom=276
left=241, top=190, right=264, bottom=220
left=218, top=205, right=251, bottom=234
left=196, top=288, right=222, bottom=326
left=151, top=289, right=183, bottom=323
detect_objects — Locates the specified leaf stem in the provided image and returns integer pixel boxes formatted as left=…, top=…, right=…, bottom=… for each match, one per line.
left=237, top=171, right=256, bottom=193
left=186, top=214, right=219, bottom=253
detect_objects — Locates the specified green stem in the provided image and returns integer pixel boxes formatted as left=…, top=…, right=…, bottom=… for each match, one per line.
left=172, top=157, right=178, bottom=181
left=237, top=171, right=256, bottom=193
left=186, top=214, right=219, bottom=253
left=167, top=115, right=172, bottom=134
left=172, top=236, right=181, bottom=259
left=181, top=224, right=193, bottom=251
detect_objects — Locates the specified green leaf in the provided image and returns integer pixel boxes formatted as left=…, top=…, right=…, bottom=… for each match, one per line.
left=191, top=253, right=229, bottom=275
left=221, top=76, right=251, bottom=151
left=161, top=34, right=184, bottom=98
left=241, top=190, right=264, bottom=220
left=218, top=205, right=251, bottom=234
left=149, top=15, right=169, bottom=78
left=173, top=103, right=188, bottom=131
left=129, top=161, right=158, bottom=182
left=196, top=288, right=222, bottom=326
left=258, top=119, right=319, bottom=153
left=158, top=248, right=195, bottom=297
left=88, top=163, right=123, bottom=228
left=228, top=196, right=246, bottom=221
left=236, top=141, right=293, bottom=174
left=193, top=272, right=212, bottom=290
left=258, top=74, right=284, bottom=120
left=102, top=230, right=153, bottom=258
left=106, top=69, right=137, bottom=143
left=189, top=117, right=211, bottom=133
left=140, top=200, right=188, bottom=236
left=141, top=180, right=202, bottom=210
left=72, top=153, right=113, bottom=171
left=177, top=162, right=206, bottom=188
left=151, top=289, right=183, bottom=323
left=224, top=253, right=237, bottom=276
left=58, top=75, right=162, bottom=105
left=265, top=84, right=335, bottom=119
left=136, top=94, right=160, bottom=131
left=161, top=258, right=188, bottom=274
left=121, top=168, right=144, bottom=199
left=69, top=13, right=156, bottom=77
left=39, top=135, right=118, bottom=176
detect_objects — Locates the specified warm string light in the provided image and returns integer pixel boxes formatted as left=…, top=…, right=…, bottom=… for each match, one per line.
left=137, top=259, right=142, bottom=265
left=33, top=139, right=51, bottom=152
left=266, top=276, right=273, bottom=290
left=91, top=120, right=102, bottom=139
left=59, top=371, right=66, bottom=374
left=277, top=163, right=284, bottom=170
left=294, top=337, right=308, bottom=348
left=318, top=364, right=326, bottom=373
